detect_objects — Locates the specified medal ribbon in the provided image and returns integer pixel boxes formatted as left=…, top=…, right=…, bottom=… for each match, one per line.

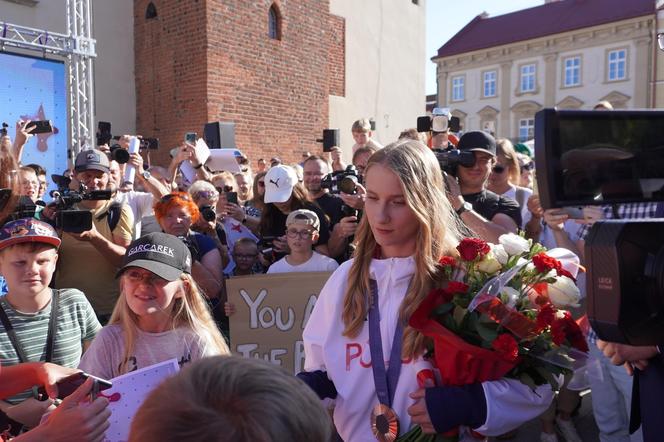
left=368, top=279, right=404, bottom=408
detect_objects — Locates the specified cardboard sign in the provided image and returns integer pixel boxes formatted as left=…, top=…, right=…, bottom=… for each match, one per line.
left=227, top=272, right=332, bottom=375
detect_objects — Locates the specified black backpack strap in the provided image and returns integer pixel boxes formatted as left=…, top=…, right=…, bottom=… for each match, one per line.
left=96, top=201, right=123, bottom=231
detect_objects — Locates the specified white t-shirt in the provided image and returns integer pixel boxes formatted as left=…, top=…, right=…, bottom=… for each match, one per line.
left=303, top=256, right=554, bottom=441
left=267, top=251, right=339, bottom=274
left=501, top=185, right=533, bottom=229
left=115, top=190, right=155, bottom=239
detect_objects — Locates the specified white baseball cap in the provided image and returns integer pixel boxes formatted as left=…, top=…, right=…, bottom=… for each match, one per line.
left=264, top=165, right=298, bottom=204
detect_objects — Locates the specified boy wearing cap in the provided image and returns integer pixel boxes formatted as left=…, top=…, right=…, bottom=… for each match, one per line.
left=53, top=149, right=134, bottom=323
left=267, top=210, right=338, bottom=274
left=0, top=219, right=100, bottom=431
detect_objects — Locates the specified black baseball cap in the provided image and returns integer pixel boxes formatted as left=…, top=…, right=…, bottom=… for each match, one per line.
left=74, top=149, right=110, bottom=174
left=457, top=131, right=496, bottom=156
left=118, top=232, right=192, bottom=281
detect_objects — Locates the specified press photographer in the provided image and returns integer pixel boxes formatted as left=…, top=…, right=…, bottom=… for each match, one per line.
left=51, top=149, right=134, bottom=324
left=304, top=156, right=360, bottom=260
left=442, top=131, right=521, bottom=243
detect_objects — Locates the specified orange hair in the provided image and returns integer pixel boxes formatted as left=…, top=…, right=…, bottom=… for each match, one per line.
left=153, top=191, right=201, bottom=224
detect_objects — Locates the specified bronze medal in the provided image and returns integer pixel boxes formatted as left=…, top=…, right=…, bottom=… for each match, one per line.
left=370, top=403, right=399, bottom=442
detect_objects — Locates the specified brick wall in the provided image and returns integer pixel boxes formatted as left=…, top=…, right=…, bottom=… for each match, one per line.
left=134, top=0, right=342, bottom=167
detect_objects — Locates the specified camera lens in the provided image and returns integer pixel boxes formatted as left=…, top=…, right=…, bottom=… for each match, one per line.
left=339, top=176, right=358, bottom=194
left=199, top=205, right=216, bottom=222
left=111, top=147, right=130, bottom=164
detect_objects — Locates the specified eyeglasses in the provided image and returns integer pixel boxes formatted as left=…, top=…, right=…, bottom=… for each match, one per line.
left=215, top=185, right=234, bottom=194
left=124, top=269, right=168, bottom=287
left=520, top=162, right=535, bottom=172
left=286, top=228, right=314, bottom=239
left=491, top=165, right=507, bottom=174
left=233, top=253, right=258, bottom=260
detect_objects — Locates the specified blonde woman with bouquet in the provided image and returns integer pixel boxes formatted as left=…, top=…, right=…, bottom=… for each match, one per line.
left=299, top=140, right=554, bottom=442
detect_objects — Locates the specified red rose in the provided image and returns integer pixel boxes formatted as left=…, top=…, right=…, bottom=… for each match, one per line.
left=491, top=333, right=519, bottom=362
left=550, top=311, right=572, bottom=346
left=428, top=287, right=455, bottom=304
left=565, top=316, right=589, bottom=352
left=457, top=238, right=491, bottom=261
left=557, top=268, right=577, bottom=283
left=439, top=256, right=457, bottom=268
left=532, top=252, right=562, bottom=274
left=536, top=303, right=556, bottom=330
left=445, top=281, right=469, bottom=295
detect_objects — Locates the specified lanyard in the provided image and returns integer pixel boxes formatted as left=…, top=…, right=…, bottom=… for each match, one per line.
left=0, top=289, right=60, bottom=364
left=368, top=279, right=404, bottom=408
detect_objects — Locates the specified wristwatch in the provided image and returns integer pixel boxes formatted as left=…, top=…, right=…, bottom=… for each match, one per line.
left=456, top=201, right=473, bottom=216
left=141, top=170, right=151, bottom=180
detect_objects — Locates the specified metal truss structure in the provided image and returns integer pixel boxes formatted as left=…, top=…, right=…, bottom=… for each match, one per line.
left=0, top=0, right=96, bottom=156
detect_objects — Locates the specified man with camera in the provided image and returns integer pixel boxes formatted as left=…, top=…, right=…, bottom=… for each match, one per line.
left=302, top=156, right=358, bottom=259
left=444, top=131, right=521, bottom=243
left=52, top=149, right=134, bottom=324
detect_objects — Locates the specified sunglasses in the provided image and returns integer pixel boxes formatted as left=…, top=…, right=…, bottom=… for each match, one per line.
left=520, top=162, right=535, bottom=172
left=492, top=165, right=507, bottom=174
left=215, top=185, right=234, bottom=193
left=160, top=193, right=192, bottom=203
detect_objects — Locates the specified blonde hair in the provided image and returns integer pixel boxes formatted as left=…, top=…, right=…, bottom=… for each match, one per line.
left=109, top=273, right=229, bottom=374
left=342, top=140, right=463, bottom=358
left=495, top=138, right=521, bottom=186
left=188, top=180, right=219, bottom=202
left=129, top=356, right=331, bottom=442
left=351, top=118, right=371, bottom=133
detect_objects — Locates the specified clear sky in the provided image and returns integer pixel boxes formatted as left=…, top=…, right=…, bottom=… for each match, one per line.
left=426, top=0, right=544, bottom=95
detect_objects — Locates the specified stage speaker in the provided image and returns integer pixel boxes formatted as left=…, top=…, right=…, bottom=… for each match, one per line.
left=204, top=121, right=236, bottom=149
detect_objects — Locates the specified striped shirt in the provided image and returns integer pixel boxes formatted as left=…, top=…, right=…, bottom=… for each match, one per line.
left=0, top=288, right=101, bottom=404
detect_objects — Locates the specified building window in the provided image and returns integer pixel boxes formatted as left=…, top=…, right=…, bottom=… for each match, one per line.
left=607, top=49, right=626, bottom=81
left=520, top=64, right=536, bottom=93
left=483, top=70, right=496, bottom=98
left=563, top=56, right=581, bottom=87
left=519, top=118, right=534, bottom=142
left=268, top=4, right=281, bottom=40
left=451, top=75, right=465, bottom=101
left=145, top=2, right=158, bottom=20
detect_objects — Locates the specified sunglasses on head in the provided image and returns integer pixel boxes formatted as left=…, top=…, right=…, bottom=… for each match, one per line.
left=492, top=165, right=507, bottom=174
left=160, top=193, right=191, bottom=203
left=520, top=162, right=535, bottom=172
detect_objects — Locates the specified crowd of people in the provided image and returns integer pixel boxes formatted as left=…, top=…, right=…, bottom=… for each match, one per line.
left=0, top=112, right=659, bottom=442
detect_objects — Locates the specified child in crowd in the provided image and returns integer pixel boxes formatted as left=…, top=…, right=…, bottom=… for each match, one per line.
left=226, top=237, right=264, bottom=277
left=17, top=167, right=40, bottom=204
left=267, top=209, right=338, bottom=274
left=0, top=219, right=100, bottom=432
left=351, top=118, right=382, bottom=154
left=79, top=232, right=230, bottom=379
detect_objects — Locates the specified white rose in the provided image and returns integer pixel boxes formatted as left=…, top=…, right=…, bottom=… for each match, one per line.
left=499, top=233, right=530, bottom=256
left=547, top=276, right=581, bottom=308
left=500, top=286, right=521, bottom=308
left=477, top=253, right=501, bottom=274
left=491, top=244, right=509, bottom=265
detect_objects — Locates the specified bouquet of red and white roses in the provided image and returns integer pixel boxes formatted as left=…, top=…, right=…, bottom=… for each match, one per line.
left=398, top=233, right=588, bottom=442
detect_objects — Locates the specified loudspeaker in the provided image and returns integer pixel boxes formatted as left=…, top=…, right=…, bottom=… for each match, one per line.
left=204, top=121, right=236, bottom=149
left=322, top=129, right=339, bottom=152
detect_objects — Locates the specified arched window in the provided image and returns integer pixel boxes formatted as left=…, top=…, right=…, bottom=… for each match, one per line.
left=268, top=4, right=281, bottom=40
left=146, top=2, right=158, bottom=20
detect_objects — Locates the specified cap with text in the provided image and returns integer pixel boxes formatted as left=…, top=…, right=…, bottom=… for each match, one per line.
left=118, top=232, right=191, bottom=281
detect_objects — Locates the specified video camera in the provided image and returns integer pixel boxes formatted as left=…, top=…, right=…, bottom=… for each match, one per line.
left=535, top=108, right=664, bottom=345
left=433, top=148, right=475, bottom=177
left=320, top=165, right=361, bottom=195
left=49, top=174, right=112, bottom=233
left=417, top=108, right=461, bottom=133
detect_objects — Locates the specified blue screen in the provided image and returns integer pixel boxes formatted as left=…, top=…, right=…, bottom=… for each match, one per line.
left=0, top=51, right=68, bottom=198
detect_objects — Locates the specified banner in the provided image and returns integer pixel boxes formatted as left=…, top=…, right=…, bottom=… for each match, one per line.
left=227, top=271, right=332, bottom=375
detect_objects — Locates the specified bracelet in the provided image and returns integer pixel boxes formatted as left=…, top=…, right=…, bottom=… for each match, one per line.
left=192, top=163, right=203, bottom=170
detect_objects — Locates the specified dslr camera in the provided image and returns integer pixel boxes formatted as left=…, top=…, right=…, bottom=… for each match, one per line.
left=320, top=165, right=361, bottom=195
left=49, top=175, right=112, bottom=233
left=535, top=108, right=664, bottom=346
